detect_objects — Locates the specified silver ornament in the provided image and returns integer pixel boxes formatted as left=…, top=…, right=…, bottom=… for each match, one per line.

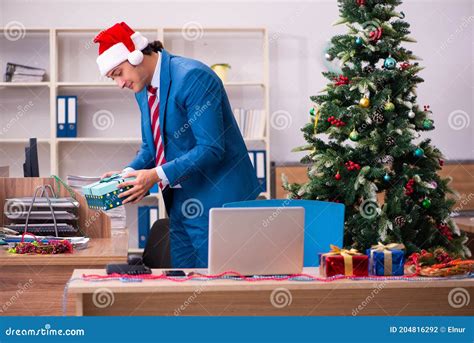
left=408, top=110, right=415, bottom=119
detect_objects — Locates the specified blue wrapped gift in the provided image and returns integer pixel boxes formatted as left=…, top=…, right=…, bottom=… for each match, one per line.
left=367, top=242, right=405, bottom=276
left=82, top=174, right=136, bottom=211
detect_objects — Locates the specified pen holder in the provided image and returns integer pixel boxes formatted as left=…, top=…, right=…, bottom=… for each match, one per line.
left=82, top=174, right=135, bottom=211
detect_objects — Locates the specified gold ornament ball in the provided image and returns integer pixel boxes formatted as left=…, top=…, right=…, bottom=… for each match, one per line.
left=384, top=101, right=395, bottom=112
left=349, top=130, right=359, bottom=141
left=359, top=97, right=370, bottom=108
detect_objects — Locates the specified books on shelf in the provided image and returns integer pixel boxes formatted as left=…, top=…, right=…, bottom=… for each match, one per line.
left=4, top=62, right=46, bottom=82
left=232, top=108, right=266, bottom=139
left=57, top=96, right=77, bottom=137
left=67, top=175, right=126, bottom=230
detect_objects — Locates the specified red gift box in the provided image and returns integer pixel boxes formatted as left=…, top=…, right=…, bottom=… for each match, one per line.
left=320, top=245, right=369, bottom=277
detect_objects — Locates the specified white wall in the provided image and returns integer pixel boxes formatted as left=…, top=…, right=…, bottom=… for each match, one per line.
left=1, top=0, right=472, bottom=162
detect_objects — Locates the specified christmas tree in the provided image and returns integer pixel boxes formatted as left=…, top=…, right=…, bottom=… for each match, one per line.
left=283, top=0, right=470, bottom=257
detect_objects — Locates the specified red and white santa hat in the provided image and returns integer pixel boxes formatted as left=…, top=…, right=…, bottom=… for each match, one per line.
left=93, top=22, right=149, bottom=76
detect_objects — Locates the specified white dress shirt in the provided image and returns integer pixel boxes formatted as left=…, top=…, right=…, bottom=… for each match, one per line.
left=122, top=51, right=179, bottom=188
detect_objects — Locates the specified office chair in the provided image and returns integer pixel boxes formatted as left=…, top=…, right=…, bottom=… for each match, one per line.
left=141, top=218, right=172, bottom=268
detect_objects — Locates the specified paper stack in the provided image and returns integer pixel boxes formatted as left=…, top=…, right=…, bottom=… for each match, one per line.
left=4, top=62, right=46, bottom=82
left=232, top=108, right=266, bottom=139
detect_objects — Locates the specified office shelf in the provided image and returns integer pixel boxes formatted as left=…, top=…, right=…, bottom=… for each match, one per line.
left=0, top=26, right=271, bottom=241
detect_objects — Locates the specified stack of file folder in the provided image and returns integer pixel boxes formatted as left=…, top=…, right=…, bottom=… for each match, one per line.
left=3, top=196, right=80, bottom=237
left=4, top=62, right=46, bottom=82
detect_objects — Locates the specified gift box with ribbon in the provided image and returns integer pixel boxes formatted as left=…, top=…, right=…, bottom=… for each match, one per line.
left=319, top=244, right=368, bottom=277
left=82, top=174, right=135, bottom=211
left=367, top=242, right=405, bottom=276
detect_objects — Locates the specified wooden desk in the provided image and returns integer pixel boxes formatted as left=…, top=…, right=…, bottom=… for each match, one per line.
left=68, top=268, right=474, bottom=316
left=0, top=233, right=128, bottom=316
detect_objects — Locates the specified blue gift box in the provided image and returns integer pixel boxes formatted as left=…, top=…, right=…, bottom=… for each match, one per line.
left=367, top=247, right=405, bottom=276
left=82, top=174, right=135, bottom=211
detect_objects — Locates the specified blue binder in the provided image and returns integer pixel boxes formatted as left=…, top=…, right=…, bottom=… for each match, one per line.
left=248, top=150, right=267, bottom=192
left=56, top=96, right=77, bottom=137
left=138, top=206, right=158, bottom=249
left=56, top=96, right=67, bottom=137
left=66, top=96, right=77, bottom=137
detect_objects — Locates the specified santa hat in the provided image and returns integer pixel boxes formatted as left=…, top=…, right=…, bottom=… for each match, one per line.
left=93, top=22, right=149, bottom=76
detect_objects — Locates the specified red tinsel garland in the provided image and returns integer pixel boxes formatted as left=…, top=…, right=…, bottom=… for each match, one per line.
left=8, top=233, right=73, bottom=255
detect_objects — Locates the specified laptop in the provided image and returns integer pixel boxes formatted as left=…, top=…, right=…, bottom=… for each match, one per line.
left=208, top=207, right=305, bottom=276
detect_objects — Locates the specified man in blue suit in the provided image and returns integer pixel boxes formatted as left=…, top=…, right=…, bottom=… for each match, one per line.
left=94, top=22, right=261, bottom=268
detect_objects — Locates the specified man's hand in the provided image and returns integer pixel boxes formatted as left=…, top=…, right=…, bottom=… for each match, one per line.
left=118, top=169, right=160, bottom=204
left=101, top=170, right=122, bottom=179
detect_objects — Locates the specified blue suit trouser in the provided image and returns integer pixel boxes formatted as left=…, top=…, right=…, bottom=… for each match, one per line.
left=165, top=188, right=209, bottom=268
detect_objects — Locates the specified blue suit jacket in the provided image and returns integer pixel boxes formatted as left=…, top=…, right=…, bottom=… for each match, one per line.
left=127, top=49, right=262, bottom=214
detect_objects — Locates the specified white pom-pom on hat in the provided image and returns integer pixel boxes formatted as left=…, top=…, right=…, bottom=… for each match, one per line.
left=128, top=50, right=144, bottom=66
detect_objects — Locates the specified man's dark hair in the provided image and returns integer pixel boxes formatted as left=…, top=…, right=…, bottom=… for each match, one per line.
left=142, top=40, right=164, bottom=55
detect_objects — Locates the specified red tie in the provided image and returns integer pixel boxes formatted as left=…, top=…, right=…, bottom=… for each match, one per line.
left=147, top=85, right=166, bottom=189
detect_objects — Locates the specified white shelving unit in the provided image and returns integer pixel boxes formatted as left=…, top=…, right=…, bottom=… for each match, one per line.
left=0, top=27, right=270, bottom=246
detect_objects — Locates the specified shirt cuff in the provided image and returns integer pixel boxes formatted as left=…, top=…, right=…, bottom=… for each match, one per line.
left=156, top=166, right=170, bottom=187
left=156, top=166, right=182, bottom=188
left=121, top=167, right=135, bottom=175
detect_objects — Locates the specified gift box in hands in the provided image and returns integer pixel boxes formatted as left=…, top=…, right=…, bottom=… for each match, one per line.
left=82, top=174, right=136, bottom=211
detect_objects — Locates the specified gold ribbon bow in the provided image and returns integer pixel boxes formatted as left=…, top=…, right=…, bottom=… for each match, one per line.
left=370, top=242, right=405, bottom=276
left=323, top=244, right=361, bottom=275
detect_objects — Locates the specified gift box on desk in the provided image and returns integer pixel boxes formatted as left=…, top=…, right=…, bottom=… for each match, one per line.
left=320, top=245, right=368, bottom=277
left=367, top=242, right=405, bottom=276
left=82, top=174, right=135, bottom=211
